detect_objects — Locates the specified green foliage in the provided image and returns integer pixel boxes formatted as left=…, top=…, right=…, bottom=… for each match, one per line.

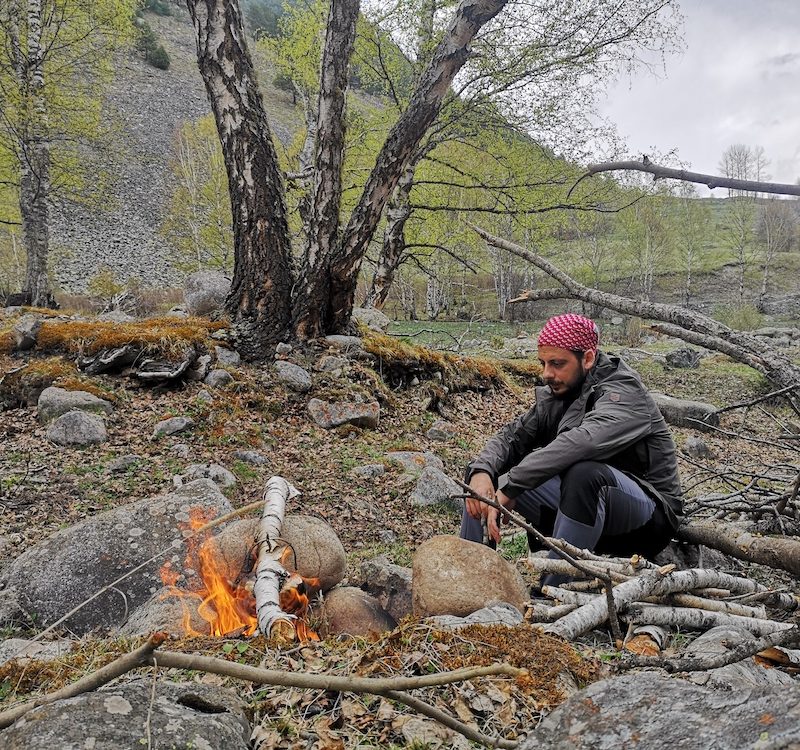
left=242, top=0, right=286, bottom=38
left=713, top=303, right=763, bottom=331
left=86, top=265, right=125, bottom=302
left=161, top=116, right=234, bottom=272
left=136, top=20, right=170, bottom=69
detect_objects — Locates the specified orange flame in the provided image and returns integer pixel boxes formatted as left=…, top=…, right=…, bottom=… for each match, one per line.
left=161, top=507, right=319, bottom=640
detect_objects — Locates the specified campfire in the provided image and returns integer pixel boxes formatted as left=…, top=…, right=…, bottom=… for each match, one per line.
left=160, top=479, right=320, bottom=641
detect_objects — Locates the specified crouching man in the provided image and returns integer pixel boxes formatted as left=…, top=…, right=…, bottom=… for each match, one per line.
left=461, top=313, right=682, bottom=586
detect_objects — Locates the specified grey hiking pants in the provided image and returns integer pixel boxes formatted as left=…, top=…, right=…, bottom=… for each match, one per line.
left=460, top=461, right=669, bottom=586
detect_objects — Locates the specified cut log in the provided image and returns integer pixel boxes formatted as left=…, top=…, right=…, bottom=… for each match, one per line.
left=677, top=521, right=800, bottom=579
left=626, top=603, right=792, bottom=636
left=252, top=476, right=300, bottom=639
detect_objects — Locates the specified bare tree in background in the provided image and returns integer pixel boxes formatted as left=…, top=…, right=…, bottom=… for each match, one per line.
left=757, top=198, right=795, bottom=310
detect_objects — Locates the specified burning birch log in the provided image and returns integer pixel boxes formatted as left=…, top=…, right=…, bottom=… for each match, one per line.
left=253, top=476, right=300, bottom=639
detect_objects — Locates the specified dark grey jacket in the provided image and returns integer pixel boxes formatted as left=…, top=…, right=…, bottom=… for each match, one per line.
left=467, top=352, right=683, bottom=529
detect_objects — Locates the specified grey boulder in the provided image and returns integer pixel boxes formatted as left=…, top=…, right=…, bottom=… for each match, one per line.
left=275, top=360, right=312, bottom=392
left=46, top=410, right=107, bottom=446
left=1, top=680, right=250, bottom=750
left=409, top=466, right=461, bottom=509
left=426, top=419, right=454, bottom=441
left=214, top=345, right=241, bottom=366
left=204, top=369, right=234, bottom=388
left=0, top=479, right=232, bottom=633
left=38, top=386, right=113, bottom=423
left=307, top=398, right=379, bottom=429
left=12, top=313, right=42, bottom=350
left=428, top=602, right=524, bottom=629
left=351, top=306, right=391, bottom=332
left=174, top=462, right=237, bottom=489
left=360, top=555, right=413, bottom=622
left=386, top=451, right=444, bottom=474
left=231, top=449, right=270, bottom=466
left=518, top=672, right=800, bottom=750
left=153, top=415, right=195, bottom=438
left=665, top=347, right=702, bottom=369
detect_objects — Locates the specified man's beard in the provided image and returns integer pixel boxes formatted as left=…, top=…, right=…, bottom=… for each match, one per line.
left=546, top=363, right=587, bottom=399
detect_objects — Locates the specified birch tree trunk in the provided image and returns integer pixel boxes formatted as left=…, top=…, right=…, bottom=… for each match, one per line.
left=364, top=162, right=416, bottom=310
left=292, top=0, right=360, bottom=339
left=326, top=0, right=509, bottom=331
left=185, top=0, right=294, bottom=358
left=19, top=0, right=53, bottom=307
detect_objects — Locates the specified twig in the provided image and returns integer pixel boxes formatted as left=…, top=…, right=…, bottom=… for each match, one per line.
left=0, top=633, right=167, bottom=729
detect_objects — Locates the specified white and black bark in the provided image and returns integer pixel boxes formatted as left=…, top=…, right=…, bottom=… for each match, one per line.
left=185, top=0, right=294, bottom=358
left=18, top=0, right=53, bottom=306
left=292, top=0, right=360, bottom=339
left=327, top=0, right=509, bottom=330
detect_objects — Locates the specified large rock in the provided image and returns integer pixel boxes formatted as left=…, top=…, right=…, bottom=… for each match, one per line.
left=651, top=392, right=719, bottom=430
left=118, top=586, right=211, bottom=637
left=351, top=306, right=391, bottom=332
left=38, top=386, right=113, bottom=423
left=184, top=270, right=230, bottom=316
left=1, top=680, right=251, bottom=750
left=153, top=415, right=195, bottom=438
left=323, top=334, right=363, bottom=352
left=409, top=466, right=461, bottom=509
left=174, top=463, right=237, bottom=489
left=0, top=638, right=74, bottom=667
left=665, top=347, right=702, bottom=369
left=0, top=480, right=232, bottom=634
left=12, top=313, right=42, bottom=350
left=428, top=602, right=524, bottom=630
left=360, top=555, right=413, bottom=622
left=275, top=360, right=312, bottom=392
left=46, top=410, right=108, bottom=446
left=307, top=398, right=379, bottom=429
left=518, top=672, right=800, bottom=749
left=320, top=586, right=396, bottom=637
left=412, top=536, right=528, bottom=618
left=209, top=514, right=346, bottom=593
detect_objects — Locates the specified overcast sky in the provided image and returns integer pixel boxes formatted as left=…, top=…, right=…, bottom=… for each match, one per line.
left=598, top=0, right=800, bottom=193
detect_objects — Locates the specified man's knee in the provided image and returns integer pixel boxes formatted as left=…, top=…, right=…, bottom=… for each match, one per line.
left=559, top=461, right=616, bottom=525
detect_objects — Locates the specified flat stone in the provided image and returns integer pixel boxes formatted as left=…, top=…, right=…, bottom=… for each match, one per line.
left=651, top=392, right=719, bottom=431
left=352, top=463, right=385, bottom=478
left=46, top=410, right=108, bottom=446
left=275, top=342, right=293, bottom=355
left=385, top=451, right=444, bottom=474
left=351, top=307, right=391, bottom=332
left=426, top=419, right=454, bottom=441
left=153, top=416, right=195, bottom=438
left=96, top=310, right=135, bottom=323
left=1, top=679, right=251, bottom=750
left=316, top=355, right=349, bottom=374
left=108, top=454, right=141, bottom=473
left=204, top=369, right=234, bottom=388
left=38, top=386, right=113, bottom=423
left=665, top=347, right=702, bottom=369
left=683, top=436, right=713, bottom=459
left=307, top=398, right=379, bottom=429
left=231, top=449, right=270, bottom=466
left=0, top=638, right=74, bottom=667
left=275, top=360, right=312, bottom=392
left=174, top=463, right=237, bottom=489
left=428, top=602, right=524, bottom=629
left=323, top=334, right=363, bottom=352
left=518, top=672, right=800, bottom=750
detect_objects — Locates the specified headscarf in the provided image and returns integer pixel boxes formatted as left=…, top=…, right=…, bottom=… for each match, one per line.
left=537, top=313, right=599, bottom=353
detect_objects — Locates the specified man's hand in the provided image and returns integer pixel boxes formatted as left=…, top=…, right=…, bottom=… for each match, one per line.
left=466, top=472, right=495, bottom=520
left=487, top=489, right=516, bottom=544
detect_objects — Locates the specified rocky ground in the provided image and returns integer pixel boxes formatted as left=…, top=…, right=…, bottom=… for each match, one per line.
left=1, top=306, right=799, bottom=748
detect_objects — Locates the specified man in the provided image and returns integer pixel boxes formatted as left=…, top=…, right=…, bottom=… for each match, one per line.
left=461, top=313, right=682, bottom=586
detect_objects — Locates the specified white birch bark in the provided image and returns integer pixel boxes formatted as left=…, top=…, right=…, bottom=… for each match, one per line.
left=627, top=604, right=792, bottom=637
left=253, top=476, right=300, bottom=637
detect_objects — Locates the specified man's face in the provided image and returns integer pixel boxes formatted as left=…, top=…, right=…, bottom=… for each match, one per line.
left=538, top=345, right=596, bottom=398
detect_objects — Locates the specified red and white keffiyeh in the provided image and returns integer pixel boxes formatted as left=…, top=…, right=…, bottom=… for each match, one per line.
left=537, top=313, right=599, bottom=352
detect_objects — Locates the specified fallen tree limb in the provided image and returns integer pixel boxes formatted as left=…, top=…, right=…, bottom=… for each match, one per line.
left=468, top=224, right=800, bottom=392
left=526, top=557, right=629, bottom=584
left=0, top=633, right=167, bottom=729
left=626, top=603, right=792, bottom=636
left=577, top=159, right=800, bottom=198
left=677, top=521, right=800, bottom=579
